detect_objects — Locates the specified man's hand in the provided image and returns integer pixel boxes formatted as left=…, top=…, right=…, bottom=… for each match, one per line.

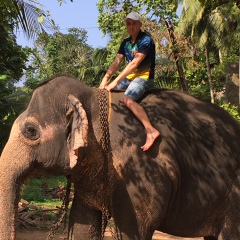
left=105, top=79, right=118, bottom=91
left=99, top=54, right=124, bottom=90
left=99, top=77, right=109, bottom=89
left=99, top=82, right=107, bottom=89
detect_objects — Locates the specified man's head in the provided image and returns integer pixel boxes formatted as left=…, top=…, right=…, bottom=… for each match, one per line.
left=125, top=12, right=142, bottom=38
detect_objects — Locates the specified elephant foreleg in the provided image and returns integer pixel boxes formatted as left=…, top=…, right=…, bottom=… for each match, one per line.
left=68, top=198, right=103, bottom=240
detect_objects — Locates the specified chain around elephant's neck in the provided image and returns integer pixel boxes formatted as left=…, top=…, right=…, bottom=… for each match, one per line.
left=96, top=88, right=111, bottom=153
left=96, top=89, right=120, bottom=240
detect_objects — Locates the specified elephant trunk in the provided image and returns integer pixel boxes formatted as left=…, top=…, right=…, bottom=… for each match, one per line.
left=0, top=172, right=19, bottom=239
left=0, top=123, right=32, bottom=239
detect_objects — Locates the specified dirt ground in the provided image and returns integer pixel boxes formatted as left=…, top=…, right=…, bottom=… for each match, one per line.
left=16, top=229, right=203, bottom=240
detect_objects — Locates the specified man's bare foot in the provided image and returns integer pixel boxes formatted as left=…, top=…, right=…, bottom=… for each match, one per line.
left=141, top=128, right=160, bottom=151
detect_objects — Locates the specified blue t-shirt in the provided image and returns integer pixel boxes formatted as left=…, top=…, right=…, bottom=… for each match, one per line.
left=118, top=30, right=155, bottom=80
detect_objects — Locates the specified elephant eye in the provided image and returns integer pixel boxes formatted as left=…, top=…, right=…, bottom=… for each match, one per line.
left=22, top=123, right=40, bottom=140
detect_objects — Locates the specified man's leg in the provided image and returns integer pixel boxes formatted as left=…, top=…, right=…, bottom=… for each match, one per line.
left=123, top=96, right=160, bottom=151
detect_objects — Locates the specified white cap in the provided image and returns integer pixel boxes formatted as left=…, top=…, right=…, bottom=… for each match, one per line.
left=125, top=12, right=142, bottom=22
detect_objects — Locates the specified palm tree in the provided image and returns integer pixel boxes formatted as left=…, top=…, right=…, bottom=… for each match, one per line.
left=1, top=0, right=55, bottom=38
left=178, top=0, right=229, bottom=103
left=179, top=0, right=239, bottom=103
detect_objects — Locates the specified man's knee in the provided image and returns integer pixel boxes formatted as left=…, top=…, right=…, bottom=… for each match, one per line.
left=123, top=96, right=134, bottom=108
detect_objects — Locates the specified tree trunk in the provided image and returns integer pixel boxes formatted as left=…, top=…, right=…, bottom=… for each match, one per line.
left=205, top=47, right=215, bottom=103
left=165, top=19, right=188, bottom=92
left=219, top=50, right=223, bottom=63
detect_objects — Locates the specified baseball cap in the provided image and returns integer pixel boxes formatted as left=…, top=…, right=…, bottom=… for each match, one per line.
left=125, top=12, right=142, bottom=22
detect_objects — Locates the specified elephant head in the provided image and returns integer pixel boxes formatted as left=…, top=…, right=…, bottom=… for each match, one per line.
left=0, top=76, right=94, bottom=239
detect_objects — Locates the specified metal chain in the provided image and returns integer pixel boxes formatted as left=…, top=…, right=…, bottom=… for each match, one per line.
left=47, top=181, right=72, bottom=240
left=96, top=89, right=121, bottom=240
left=97, top=88, right=110, bottom=153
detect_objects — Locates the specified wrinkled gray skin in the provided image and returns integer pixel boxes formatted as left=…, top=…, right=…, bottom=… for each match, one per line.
left=1, top=76, right=240, bottom=240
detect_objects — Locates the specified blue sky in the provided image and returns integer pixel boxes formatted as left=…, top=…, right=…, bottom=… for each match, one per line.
left=16, top=0, right=110, bottom=48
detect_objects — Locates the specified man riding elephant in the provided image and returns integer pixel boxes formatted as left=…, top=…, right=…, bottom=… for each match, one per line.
left=99, top=12, right=160, bottom=151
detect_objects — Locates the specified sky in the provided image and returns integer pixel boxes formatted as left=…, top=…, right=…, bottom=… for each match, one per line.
left=16, top=0, right=110, bottom=49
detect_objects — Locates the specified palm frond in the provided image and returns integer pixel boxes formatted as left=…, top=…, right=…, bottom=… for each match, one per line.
left=2, top=0, right=55, bottom=39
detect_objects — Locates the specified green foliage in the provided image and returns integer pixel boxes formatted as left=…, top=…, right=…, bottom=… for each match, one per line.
left=220, top=103, right=240, bottom=121
left=0, top=83, right=31, bottom=153
left=21, top=176, right=67, bottom=202
left=0, top=22, right=27, bottom=83
left=212, top=53, right=239, bottom=84
left=154, top=76, right=180, bottom=89
left=25, top=28, right=109, bottom=88
left=183, top=61, right=210, bottom=100
left=189, top=83, right=211, bottom=100
left=0, top=6, right=30, bottom=152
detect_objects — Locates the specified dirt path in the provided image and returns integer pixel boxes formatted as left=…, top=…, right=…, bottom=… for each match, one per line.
left=16, top=229, right=203, bottom=240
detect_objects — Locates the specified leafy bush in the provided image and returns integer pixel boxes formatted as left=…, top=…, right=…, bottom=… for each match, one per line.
left=20, top=176, right=67, bottom=202
left=220, top=102, right=240, bottom=121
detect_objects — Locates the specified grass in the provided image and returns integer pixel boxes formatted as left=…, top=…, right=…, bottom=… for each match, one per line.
left=19, top=176, right=72, bottom=225
left=20, top=176, right=68, bottom=204
left=32, top=200, right=64, bottom=208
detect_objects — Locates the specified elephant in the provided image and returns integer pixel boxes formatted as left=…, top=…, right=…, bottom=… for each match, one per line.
left=1, top=75, right=240, bottom=240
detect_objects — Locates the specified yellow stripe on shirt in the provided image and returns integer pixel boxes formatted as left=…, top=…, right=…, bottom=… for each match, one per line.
left=126, top=71, right=150, bottom=80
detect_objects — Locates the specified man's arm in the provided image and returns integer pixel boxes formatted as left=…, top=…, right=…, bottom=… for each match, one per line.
left=99, top=54, right=124, bottom=89
left=105, top=52, right=146, bottom=91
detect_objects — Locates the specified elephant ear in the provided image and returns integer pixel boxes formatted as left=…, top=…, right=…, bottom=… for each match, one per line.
left=67, top=94, right=88, bottom=168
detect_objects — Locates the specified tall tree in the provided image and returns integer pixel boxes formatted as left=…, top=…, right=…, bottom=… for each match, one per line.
left=178, top=0, right=240, bottom=103
left=0, top=0, right=56, bottom=152
left=25, top=28, right=109, bottom=88
left=0, top=6, right=29, bottom=152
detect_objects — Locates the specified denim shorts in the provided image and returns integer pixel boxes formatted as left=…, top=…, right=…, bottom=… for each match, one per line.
left=114, top=78, right=154, bottom=101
